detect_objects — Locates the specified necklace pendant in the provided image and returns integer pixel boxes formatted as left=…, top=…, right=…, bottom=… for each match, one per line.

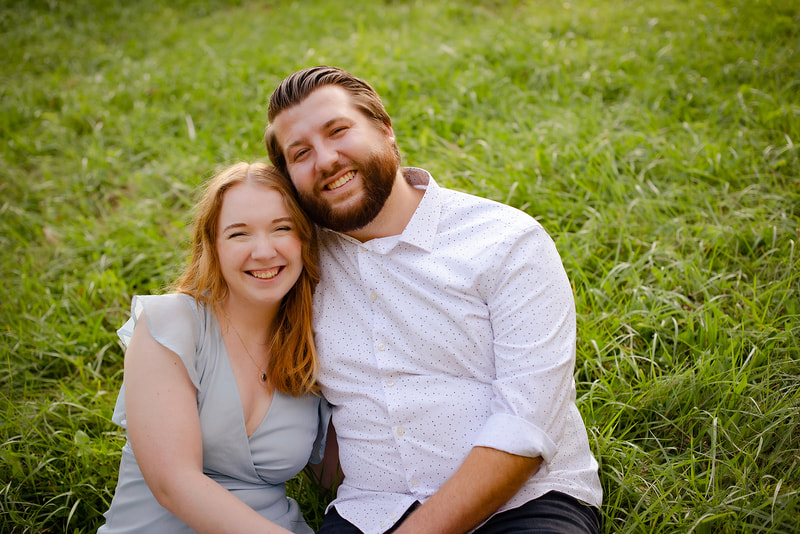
left=260, top=372, right=267, bottom=382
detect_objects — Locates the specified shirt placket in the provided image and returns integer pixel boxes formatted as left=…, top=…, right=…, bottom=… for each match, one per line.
left=358, top=245, right=422, bottom=520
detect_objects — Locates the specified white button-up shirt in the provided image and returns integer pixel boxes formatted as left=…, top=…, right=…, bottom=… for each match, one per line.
left=313, top=168, right=602, bottom=533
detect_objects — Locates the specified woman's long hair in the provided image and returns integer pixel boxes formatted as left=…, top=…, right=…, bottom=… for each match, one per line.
left=173, top=162, right=320, bottom=395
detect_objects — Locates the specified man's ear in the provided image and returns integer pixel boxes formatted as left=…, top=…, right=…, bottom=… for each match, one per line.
left=382, top=122, right=395, bottom=142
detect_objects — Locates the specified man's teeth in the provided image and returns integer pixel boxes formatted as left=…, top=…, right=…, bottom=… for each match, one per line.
left=326, top=170, right=355, bottom=190
left=251, top=267, right=280, bottom=279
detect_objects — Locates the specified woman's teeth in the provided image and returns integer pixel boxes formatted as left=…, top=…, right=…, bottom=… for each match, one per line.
left=250, top=267, right=280, bottom=279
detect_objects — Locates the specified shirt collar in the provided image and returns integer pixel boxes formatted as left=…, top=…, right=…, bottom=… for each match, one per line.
left=396, top=167, right=440, bottom=252
left=321, top=167, right=441, bottom=253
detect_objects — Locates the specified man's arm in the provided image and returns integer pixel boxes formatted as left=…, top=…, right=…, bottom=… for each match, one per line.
left=394, top=224, right=573, bottom=534
left=392, top=446, right=542, bottom=534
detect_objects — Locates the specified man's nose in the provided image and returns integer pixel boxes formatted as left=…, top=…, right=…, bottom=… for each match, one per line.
left=314, top=141, right=339, bottom=174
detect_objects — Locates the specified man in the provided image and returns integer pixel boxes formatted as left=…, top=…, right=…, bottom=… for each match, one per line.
left=264, top=66, right=603, bottom=534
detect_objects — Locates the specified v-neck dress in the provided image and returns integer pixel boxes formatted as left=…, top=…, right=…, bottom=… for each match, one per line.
left=98, top=294, right=329, bottom=534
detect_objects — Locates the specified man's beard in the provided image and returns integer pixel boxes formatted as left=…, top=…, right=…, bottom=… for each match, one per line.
left=296, top=141, right=400, bottom=233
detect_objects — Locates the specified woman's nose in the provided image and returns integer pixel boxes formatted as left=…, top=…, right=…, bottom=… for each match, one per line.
left=251, top=237, right=276, bottom=259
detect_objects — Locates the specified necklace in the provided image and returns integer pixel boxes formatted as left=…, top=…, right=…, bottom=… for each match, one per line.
left=222, top=311, right=268, bottom=383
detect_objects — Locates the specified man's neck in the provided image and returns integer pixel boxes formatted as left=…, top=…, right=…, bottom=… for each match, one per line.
left=346, top=168, right=424, bottom=242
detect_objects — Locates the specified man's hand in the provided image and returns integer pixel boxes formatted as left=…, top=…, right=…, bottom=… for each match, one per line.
left=392, top=446, right=542, bottom=534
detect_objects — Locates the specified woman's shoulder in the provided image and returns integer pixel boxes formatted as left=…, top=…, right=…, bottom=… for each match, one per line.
left=125, top=293, right=218, bottom=389
left=132, top=292, right=202, bottom=315
left=130, top=293, right=213, bottom=331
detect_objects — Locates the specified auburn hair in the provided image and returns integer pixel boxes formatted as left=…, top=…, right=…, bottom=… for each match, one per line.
left=173, top=162, right=320, bottom=395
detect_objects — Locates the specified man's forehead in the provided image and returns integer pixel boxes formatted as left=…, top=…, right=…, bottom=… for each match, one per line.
left=274, top=86, right=359, bottom=144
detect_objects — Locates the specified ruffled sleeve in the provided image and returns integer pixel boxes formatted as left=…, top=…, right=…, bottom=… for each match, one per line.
left=112, top=293, right=205, bottom=428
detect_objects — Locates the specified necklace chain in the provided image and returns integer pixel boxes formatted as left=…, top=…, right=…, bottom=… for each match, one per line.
left=222, top=311, right=268, bottom=383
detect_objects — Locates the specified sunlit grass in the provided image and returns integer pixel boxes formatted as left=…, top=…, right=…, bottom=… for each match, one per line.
left=1, top=0, right=798, bottom=532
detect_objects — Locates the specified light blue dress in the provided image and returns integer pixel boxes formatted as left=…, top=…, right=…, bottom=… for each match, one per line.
left=98, top=294, right=329, bottom=533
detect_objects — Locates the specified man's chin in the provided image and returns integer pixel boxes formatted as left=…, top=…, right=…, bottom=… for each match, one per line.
left=304, top=148, right=397, bottom=232
left=315, top=208, right=377, bottom=233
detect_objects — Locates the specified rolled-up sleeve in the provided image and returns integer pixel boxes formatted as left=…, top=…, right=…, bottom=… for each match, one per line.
left=472, top=225, right=577, bottom=463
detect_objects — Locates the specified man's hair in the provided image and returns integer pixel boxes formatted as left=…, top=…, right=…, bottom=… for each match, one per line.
left=264, top=66, right=392, bottom=176
left=173, top=162, right=320, bottom=395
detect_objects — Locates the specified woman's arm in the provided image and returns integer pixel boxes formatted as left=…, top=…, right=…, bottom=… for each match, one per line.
left=124, top=313, right=293, bottom=534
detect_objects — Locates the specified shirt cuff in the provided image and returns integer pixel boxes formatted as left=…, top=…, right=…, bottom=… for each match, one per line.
left=472, top=413, right=557, bottom=462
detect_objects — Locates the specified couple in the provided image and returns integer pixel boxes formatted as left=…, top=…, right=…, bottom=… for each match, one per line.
left=98, top=66, right=603, bottom=534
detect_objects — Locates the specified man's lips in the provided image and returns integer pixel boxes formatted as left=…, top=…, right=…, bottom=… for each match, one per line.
left=325, top=170, right=356, bottom=191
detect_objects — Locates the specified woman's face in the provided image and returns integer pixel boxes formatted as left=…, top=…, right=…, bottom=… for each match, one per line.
left=215, top=181, right=304, bottom=312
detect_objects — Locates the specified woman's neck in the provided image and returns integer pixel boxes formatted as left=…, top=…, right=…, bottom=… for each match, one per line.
left=216, top=298, right=277, bottom=342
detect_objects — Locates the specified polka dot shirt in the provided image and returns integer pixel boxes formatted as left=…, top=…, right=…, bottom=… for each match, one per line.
left=313, top=168, right=602, bottom=533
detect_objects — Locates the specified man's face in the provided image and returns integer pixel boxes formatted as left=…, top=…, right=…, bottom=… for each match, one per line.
left=271, top=85, right=400, bottom=233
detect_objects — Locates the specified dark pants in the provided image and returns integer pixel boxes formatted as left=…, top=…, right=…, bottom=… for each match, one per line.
left=318, top=491, right=601, bottom=534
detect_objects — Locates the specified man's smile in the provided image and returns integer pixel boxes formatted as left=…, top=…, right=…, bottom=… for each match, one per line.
left=325, top=170, right=356, bottom=191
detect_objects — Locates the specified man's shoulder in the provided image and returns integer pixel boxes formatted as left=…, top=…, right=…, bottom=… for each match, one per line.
left=439, top=186, right=542, bottom=235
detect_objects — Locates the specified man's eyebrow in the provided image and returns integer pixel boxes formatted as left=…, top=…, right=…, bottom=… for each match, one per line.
left=285, top=137, right=305, bottom=150
left=323, top=117, right=348, bottom=129
left=285, top=117, right=350, bottom=151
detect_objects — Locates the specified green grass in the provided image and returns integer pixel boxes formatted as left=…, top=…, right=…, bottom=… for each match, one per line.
left=1, top=0, right=798, bottom=532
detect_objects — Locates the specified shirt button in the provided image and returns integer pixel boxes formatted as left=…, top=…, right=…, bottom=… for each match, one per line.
left=369, top=292, right=378, bottom=301
left=377, top=343, right=386, bottom=351
left=390, top=512, right=398, bottom=520
left=396, top=427, right=405, bottom=436
left=410, top=478, right=420, bottom=488
left=386, top=379, right=394, bottom=387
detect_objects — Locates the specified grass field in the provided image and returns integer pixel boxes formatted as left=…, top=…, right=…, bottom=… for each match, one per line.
left=1, top=0, right=798, bottom=532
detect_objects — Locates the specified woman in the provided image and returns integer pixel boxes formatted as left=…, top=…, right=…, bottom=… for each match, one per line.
left=98, top=162, right=328, bottom=533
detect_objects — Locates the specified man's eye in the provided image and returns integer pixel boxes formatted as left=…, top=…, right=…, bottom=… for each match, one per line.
left=293, top=149, right=308, bottom=162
